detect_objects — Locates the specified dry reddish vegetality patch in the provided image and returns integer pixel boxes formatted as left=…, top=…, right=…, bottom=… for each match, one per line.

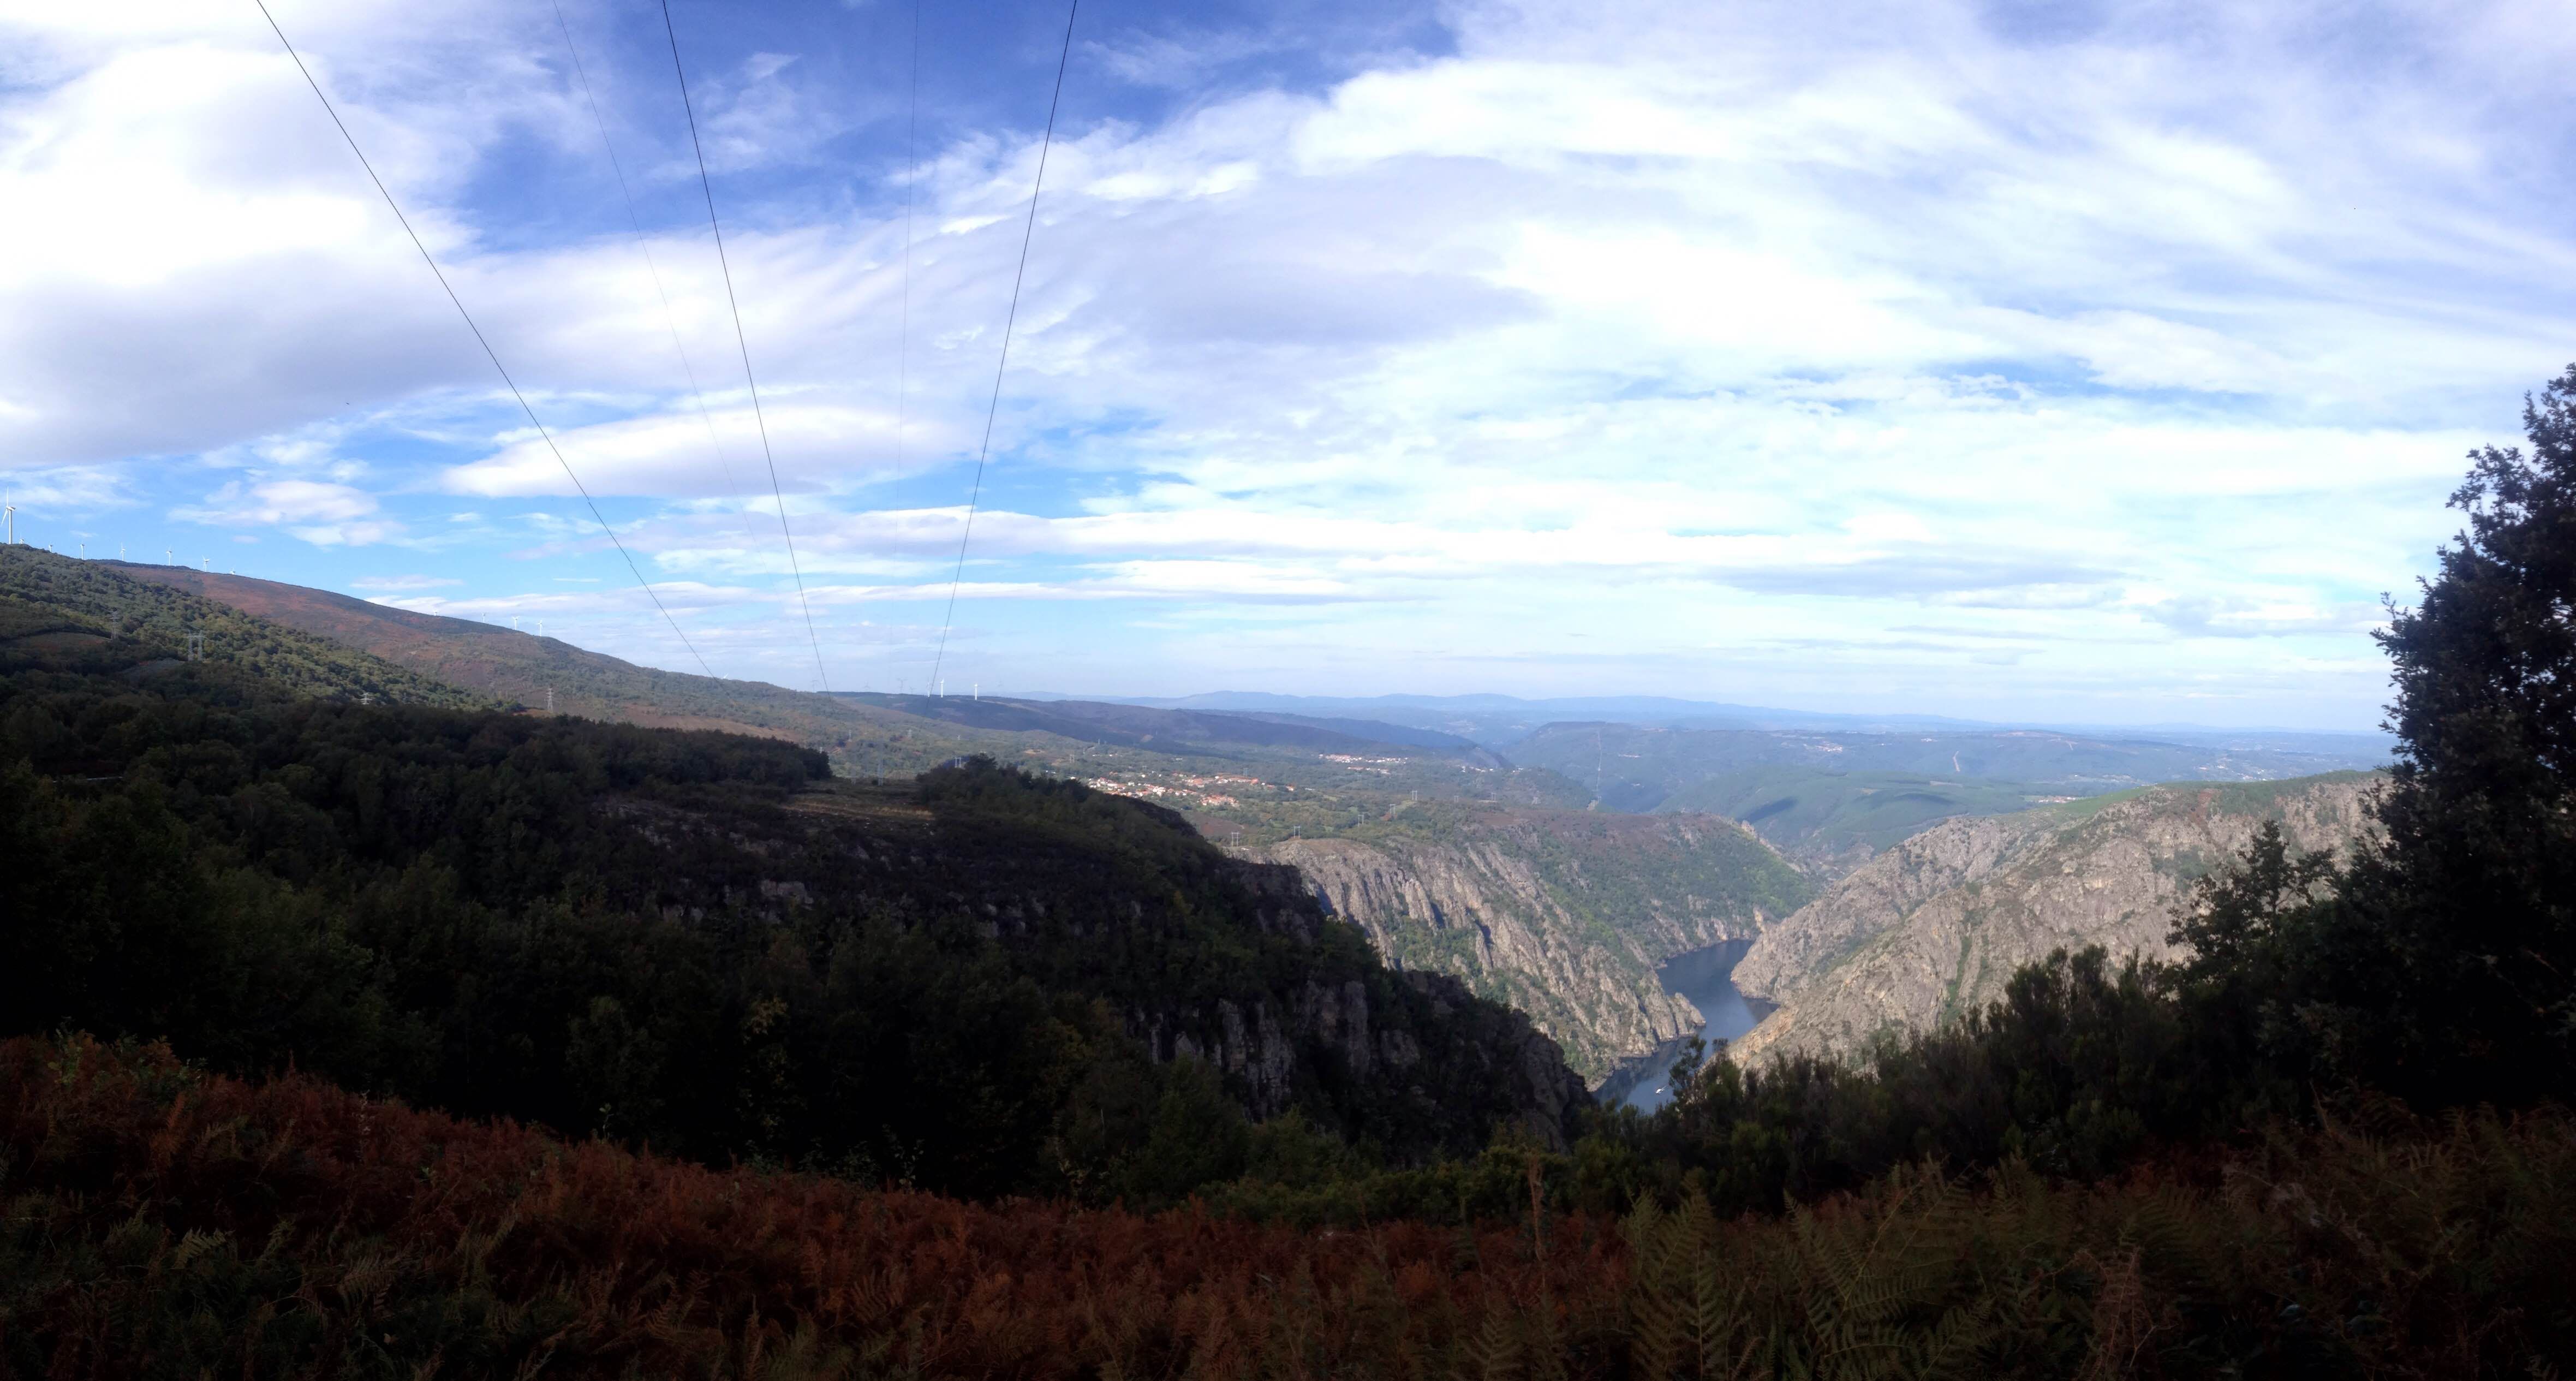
left=0, top=1037, right=1625, bottom=1378
left=5, top=1035, right=2572, bottom=1378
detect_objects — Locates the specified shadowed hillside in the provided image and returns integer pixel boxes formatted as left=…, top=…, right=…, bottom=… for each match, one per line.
left=1, top=613, right=1593, bottom=1196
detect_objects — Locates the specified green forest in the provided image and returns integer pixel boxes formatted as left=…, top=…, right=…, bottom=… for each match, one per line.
left=4, top=371, right=2576, bottom=1374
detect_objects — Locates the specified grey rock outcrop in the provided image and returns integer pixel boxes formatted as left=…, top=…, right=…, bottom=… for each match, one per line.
left=1731, top=773, right=2380, bottom=1064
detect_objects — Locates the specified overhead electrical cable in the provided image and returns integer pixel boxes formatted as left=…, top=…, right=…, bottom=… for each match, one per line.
left=891, top=0, right=922, bottom=540
left=658, top=0, right=831, bottom=694
left=929, top=0, right=1080, bottom=693
left=548, top=0, right=766, bottom=555
left=251, top=0, right=712, bottom=677
left=887, top=0, right=922, bottom=698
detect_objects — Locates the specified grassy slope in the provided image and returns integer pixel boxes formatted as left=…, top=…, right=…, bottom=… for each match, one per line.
left=101, top=561, right=914, bottom=741
left=96, top=565, right=1526, bottom=788
left=0, top=548, right=487, bottom=708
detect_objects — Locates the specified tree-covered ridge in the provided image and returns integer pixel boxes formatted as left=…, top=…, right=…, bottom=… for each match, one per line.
left=1, top=547, right=487, bottom=710
left=102, top=561, right=1619, bottom=805
left=0, top=643, right=1585, bottom=1201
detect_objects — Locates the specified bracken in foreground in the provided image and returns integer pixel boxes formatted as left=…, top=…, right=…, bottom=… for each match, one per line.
left=5, top=1035, right=2573, bottom=1378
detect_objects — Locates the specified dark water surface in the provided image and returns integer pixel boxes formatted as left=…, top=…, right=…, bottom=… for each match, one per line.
left=1597, top=937, right=1776, bottom=1113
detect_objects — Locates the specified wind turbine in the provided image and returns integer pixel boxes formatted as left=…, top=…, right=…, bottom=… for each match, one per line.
left=3, top=505, right=14, bottom=543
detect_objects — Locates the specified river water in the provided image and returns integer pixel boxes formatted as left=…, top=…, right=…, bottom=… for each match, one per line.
left=1596, top=937, right=1776, bottom=1113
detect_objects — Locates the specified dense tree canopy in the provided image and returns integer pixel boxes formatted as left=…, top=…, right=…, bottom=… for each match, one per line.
left=0, top=640, right=1578, bottom=1202
left=2163, top=365, right=2576, bottom=1106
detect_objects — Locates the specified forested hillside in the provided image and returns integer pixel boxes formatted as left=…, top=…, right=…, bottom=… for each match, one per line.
left=0, top=586, right=1589, bottom=1199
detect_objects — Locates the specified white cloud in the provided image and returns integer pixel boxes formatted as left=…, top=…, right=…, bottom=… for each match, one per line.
left=174, top=478, right=402, bottom=546
left=441, top=400, right=927, bottom=497
left=3, top=0, right=2567, bottom=724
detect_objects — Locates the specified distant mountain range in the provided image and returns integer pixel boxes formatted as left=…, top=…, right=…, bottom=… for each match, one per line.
left=827, top=692, right=1491, bottom=758
left=1014, top=689, right=2396, bottom=751
left=1501, top=722, right=2390, bottom=876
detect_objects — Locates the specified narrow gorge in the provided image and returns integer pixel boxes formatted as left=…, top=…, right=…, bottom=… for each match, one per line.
left=1238, top=808, right=1813, bottom=1081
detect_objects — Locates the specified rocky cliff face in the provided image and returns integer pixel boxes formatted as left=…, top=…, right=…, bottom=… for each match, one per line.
left=1730, top=773, right=2381, bottom=1064
left=1242, top=809, right=1813, bottom=1082
left=1132, top=967, right=1589, bottom=1152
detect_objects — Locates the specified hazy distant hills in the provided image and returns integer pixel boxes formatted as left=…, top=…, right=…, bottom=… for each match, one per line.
left=1065, top=690, right=2001, bottom=745
left=1505, top=722, right=2391, bottom=874
left=1511, top=723, right=2387, bottom=802
left=830, top=692, right=1490, bottom=759
left=1043, top=690, right=2395, bottom=751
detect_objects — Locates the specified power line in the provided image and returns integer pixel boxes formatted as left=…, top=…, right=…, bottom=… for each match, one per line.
left=252, top=0, right=712, bottom=677
left=548, top=0, right=765, bottom=556
left=931, top=0, right=1079, bottom=690
left=890, top=0, right=923, bottom=698
left=658, top=0, right=831, bottom=693
left=892, top=0, right=923, bottom=588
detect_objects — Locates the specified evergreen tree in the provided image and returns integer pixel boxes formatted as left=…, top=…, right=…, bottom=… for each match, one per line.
left=2180, top=365, right=2576, bottom=1103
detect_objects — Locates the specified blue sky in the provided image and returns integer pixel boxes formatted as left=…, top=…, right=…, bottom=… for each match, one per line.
left=4, top=0, right=2573, bottom=729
